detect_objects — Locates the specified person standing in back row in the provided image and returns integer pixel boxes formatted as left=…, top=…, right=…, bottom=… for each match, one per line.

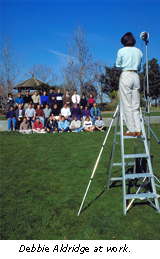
left=116, top=32, right=143, bottom=137
left=72, top=90, right=80, bottom=105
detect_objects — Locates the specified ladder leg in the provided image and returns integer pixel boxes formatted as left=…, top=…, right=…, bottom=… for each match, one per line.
left=120, top=103, right=127, bottom=215
left=140, top=112, right=160, bottom=212
left=107, top=106, right=120, bottom=189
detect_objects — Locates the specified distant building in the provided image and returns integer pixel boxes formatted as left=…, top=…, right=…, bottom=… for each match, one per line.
left=13, top=74, right=45, bottom=95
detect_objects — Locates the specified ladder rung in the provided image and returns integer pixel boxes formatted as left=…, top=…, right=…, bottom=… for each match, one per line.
left=126, top=193, right=156, bottom=200
left=112, top=162, right=135, bottom=166
left=123, top=136, right=136, bottom=139
left=123, top=135, right=145, bottom=139
left=116, top=132, right=145, bottom=139
left=124, top=154, right=148, bottom=159
left=110, top=173, right=152, bottom=182
left=125, top=173, right=153, bottom=180
left=111, top=177, right=122, bottom=181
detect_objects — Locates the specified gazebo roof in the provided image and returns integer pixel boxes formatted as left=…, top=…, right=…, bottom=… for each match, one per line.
left=13, top=75, right=44, bottom=89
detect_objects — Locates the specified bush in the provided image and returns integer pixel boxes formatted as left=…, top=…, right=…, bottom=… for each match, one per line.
left=97, top=100, right=119, bottom=111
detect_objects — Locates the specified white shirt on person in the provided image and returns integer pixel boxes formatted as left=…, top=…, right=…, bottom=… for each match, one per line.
left=72, top=94, right=80, bottom=104
left=61, top=107, right=71, bottom=117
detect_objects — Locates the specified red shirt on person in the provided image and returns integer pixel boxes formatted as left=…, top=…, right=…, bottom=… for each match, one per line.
left=36, top=108, right=44, bottom=117
left=88, top=98, right=95, bottom=108
left=33, top=121, right=43, bottom=130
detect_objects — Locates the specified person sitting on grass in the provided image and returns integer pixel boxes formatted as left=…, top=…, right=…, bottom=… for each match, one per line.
left=33, top=117, right=46, bottom=133
left=5, top=105, right=16, bottom=131
left=15, top=104, right=25, bottom=130
left=95, top=115, right=106, bottom=131
left=36, top=104, right=45, bottom=127
left=46, top=115, right=58, bottom=133
left=69, top=115, right=84, bottom=132
left=58, top=115, right=69, bottom=133
left=83, top=116, right=95, bottom=132
left=90, top=102, right=101, bottom=125
left=19, top=117, right=32, bottom=134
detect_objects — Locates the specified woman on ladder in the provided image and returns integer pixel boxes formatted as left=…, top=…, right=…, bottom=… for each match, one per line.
left=116, top=32, right=143, bottom=137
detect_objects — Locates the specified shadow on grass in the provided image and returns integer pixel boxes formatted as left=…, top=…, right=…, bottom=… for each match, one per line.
left=80, top=163, right=158, bottom=215
left=129, top=200, right=158, bottom=213
left=81, top=188, right=107, bottom=214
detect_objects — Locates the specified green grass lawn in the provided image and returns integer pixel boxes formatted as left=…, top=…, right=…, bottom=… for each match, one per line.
left=0, top=115, right=7, bottom=120
left=0, top=125, right=160, bottom=240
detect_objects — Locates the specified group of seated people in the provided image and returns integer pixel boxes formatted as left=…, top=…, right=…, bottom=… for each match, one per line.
left=5, top=88, right=106, bottom=134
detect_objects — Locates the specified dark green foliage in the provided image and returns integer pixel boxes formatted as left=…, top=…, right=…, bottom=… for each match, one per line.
left=140, top=58, right=160, bottom=106
left=35, top=83, right=57, bottom=95
left=102, top=65, right=121, bottom=95
left=103, top=59, right=160, bottom=106
left=97, top=102, right=119, bottom=111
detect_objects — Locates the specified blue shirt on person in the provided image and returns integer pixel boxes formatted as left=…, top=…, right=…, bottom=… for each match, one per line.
left=14, top=97, right=24, bottom=105
left=116, top=47, right=143, bottom=71
left=58, top=119, right=68, bottom=130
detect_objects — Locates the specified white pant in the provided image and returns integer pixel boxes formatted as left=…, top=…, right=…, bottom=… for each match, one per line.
left=119, top=71, right=141, bottom=132
left=33, top=129, right=46, bottom=133
left=19, top=129, right=32, bottom=134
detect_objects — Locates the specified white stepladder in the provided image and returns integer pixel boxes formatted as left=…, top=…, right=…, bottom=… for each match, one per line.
left=77, top=101, right=160, bottom=216
left=107, top=102, right=160, bottom=215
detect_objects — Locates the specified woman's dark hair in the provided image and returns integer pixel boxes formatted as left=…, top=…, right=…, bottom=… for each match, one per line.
left=8, top=93, right=12, bottom=97
left=121, top=32, right=136, bottom=47
left=85, top=116, right=90, bottom=121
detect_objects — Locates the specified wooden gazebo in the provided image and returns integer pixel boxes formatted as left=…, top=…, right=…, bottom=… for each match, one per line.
left=13, top=74, right=44, bottom=93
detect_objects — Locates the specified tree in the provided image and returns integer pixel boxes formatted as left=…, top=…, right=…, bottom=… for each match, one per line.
left=61, top=62, right=78, bottom=94
left=102, top=65, right=121, bottom=96
left=93, top=60, right=106, bottom=102
left=35, top=82, right=57, bottom=95
left=27, top=64, right=58, bottom=85
left=64, top=22, right=97, bottom=95
left=140, top=58, right=160, bottom=107
left=0, top=36, right=23, bottom=99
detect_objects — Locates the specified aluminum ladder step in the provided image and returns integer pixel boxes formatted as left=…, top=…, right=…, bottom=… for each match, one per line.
left=112, top=162, right=134, bottom=167
left=123, top=135, right=145, bottom=139
left=117, top=132, right=145, bottom=139
left=110, top=173, right=153, bottom=182
left=126, top=193, right=156, bottom=200
left=124, top=153, right=148, bottom=159
left=125, top=173, right=152, bottom=179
